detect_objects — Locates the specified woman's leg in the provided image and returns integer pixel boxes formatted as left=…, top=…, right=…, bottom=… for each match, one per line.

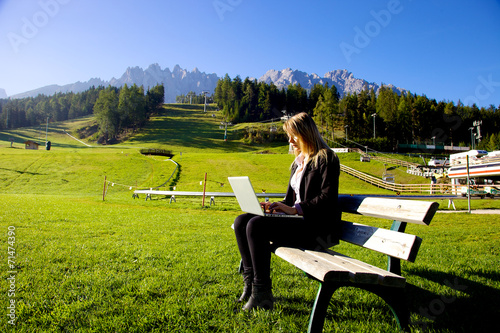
left=242, top=215, right=313, bottom=310
left=233, top=214, right=256, bottom=303
left=233, top=213, right=255, bottom=276
left=235, top=213, right=317, bottom=310
left=246, top=215, right=312, bottom=285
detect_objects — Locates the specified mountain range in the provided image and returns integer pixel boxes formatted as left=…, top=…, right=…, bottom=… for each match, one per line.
left=4, top=64, right=407, bottom=102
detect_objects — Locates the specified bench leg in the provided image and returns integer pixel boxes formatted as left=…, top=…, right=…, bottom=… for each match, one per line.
left=383, top=289, right=409, bottom=332
left=388, top=221, right=407, bottom=275
left=364, top=285, right=410, bottom=332
left=308, top=282, right=338, bottom=333
left=307, top=282, right=409, bottom=332
left=388, top=256, right=401, bottom=276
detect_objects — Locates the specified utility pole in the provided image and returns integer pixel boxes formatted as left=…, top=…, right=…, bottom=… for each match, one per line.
left=469, top=127, right=475, bottom=149
left=45, top=116, right=49, bottom=143
left=371, top=113, right=376, bottom=139
left=473, top=120, right=482, bottom=143
left=220, top=120, right=232, bottom=141
left=202, top=91, right=209, bottom=112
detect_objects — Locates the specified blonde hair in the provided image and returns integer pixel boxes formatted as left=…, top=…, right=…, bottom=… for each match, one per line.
left=283, top=112, right=331, bottom=167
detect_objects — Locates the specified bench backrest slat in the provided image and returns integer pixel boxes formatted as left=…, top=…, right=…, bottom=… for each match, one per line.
left=339, top=195, right=439, bottom=225
left=340, top=221, right=422, bottom=262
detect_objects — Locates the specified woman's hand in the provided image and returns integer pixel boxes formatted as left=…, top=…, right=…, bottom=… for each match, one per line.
left=267, top=202, right=298, bottom=215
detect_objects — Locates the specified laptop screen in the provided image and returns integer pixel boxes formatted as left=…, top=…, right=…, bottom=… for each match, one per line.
left=228, top=176, right=265, bottom=216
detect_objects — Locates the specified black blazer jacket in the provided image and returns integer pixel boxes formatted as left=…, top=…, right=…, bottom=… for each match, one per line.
left=282, top=149, right=342, bottom=241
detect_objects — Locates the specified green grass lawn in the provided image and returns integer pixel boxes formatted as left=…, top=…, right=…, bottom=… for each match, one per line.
left=1, top=104, right=499, bottom=332
left=1, top=195, right=499, bottom=332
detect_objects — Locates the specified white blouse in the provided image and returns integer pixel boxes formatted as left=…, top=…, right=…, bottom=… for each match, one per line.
left=290, top=153, right=305, bottom=204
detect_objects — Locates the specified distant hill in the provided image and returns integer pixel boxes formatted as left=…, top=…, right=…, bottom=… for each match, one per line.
left=9, top=64, right=219, bottom=103
left=6, top=64, right=408, bottom=102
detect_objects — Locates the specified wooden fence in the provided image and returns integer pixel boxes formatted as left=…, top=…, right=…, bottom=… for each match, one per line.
left=340, top=164, right=460, bottom=194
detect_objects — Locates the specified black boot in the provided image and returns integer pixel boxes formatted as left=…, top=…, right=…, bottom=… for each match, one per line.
left=237, top=272, right=253, bottom=303
left=242, top=283, right=274, bottom=311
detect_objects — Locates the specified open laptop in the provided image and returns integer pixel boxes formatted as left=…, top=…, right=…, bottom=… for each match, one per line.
left=228, top=176, right=302, bottom=218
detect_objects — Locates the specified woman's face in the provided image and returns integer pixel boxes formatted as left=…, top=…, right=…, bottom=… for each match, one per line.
left=288, top=133, right=303, bottom=153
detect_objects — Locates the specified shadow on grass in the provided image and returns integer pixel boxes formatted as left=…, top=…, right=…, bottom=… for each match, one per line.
left=276, top=284, right=400, bottom=331
left=274, top=268, right=499, bottom=332
left=0, top=167, right=45, bottom=176
left=406, top=267, right=499, bottom=332
left=172, top=104, right=207, bottom=110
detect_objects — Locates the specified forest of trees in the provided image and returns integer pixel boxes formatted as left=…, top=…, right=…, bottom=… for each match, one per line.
left=93, top=84, right=164, bottom=142
left=213, top=75, right=500, bottom=152
left=0, top=84, right=165, bottom=142
left=0, top=86, right=103, bottom=129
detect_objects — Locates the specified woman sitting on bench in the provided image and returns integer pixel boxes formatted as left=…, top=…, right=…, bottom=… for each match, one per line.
left=233, top=112, right=342, bottom=311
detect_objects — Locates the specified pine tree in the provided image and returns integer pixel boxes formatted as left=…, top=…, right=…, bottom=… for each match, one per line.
left=146, top=84, right=165, bottom=114
left=94, top=86, right=119, bottom=141
left=488, top=133, right=498, bottom=151
left=313, top=84, right=340, bottom=138
left=118, top=84, right=132, bottom=129
left=397, top=95, right=412, bottom=142
left=129, top=84, right=146, bottom=128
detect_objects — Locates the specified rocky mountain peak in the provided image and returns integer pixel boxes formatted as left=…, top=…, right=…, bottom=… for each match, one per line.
left=259, top=68, right=407, bottom=96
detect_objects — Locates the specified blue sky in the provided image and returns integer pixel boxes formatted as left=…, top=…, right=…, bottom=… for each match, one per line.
left=1, top=0, right=499, bottom=107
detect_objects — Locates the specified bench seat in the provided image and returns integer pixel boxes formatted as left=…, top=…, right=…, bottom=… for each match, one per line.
left=275, top=247, right=406, bottom=288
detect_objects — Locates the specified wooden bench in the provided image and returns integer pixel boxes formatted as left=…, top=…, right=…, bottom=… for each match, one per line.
left=237, top=195, right=439, bottom=332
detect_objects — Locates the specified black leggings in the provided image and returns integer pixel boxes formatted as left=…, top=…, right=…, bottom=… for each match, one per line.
left=234, top=213, right=323, bottom=286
